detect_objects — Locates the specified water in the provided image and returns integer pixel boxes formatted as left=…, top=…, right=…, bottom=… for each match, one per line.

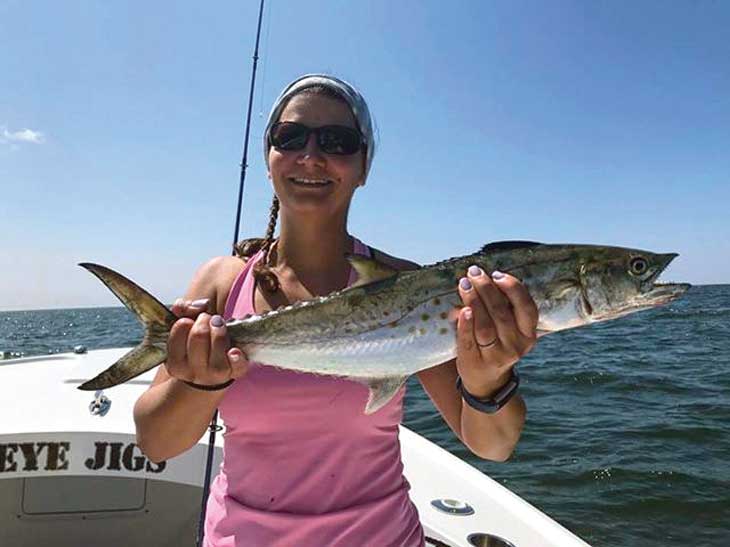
left=2, top=285, right=729, bottom=546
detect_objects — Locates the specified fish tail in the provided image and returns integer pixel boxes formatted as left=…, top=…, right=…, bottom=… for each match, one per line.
left=77, top=263, right=177, bottom=390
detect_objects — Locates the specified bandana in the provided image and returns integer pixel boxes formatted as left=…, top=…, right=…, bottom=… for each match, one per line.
left=263, top=74, right=376, bottom=178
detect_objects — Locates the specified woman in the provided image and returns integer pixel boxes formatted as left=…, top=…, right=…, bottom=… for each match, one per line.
left=134, top=74, right=538, bottom=547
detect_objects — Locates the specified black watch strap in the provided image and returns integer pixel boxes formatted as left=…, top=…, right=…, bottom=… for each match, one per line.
left=456, top=370, right=520, bottom=414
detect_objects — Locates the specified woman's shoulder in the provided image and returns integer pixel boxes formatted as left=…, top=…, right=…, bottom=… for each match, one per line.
left=368, top=246, right=420, bottom=272
left=195, top=255, right=249, bottom=282
left=187, top=256, right=249, bottom=313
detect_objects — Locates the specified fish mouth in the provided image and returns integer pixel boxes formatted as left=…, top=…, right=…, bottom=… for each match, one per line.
left=638, top=281, right=691, bottom=306
left=622, top=252, right=690, bottom=312
left=640, top=252, right=690, bottom=305
left=593, top=252, right=690, bottom=321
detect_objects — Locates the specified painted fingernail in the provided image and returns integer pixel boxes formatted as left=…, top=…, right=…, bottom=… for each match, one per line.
left=491, top=270, right=505, bottom=280
left=468, top=265, right=483, bottom=277
left=191, top=298, right=210, bottom=308
left=459, top=277, right=472, bottom=291
left=210, top=315, right=225, bottom=327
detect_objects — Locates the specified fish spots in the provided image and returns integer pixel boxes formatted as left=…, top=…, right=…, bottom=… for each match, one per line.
left=408, top=326, right=416, bottom=334
left=388, top=321, right=398, bottom=329
left=439, top=328, right=449, bottom=335
left=433, top=297, right=441, bottom=306
left=383, top=310, right=390, bottom=317
left=440, top=311, right=448, bottom=320
left=421, top=313, right=430, bottom=321
left=419, top=328, right=426, bottom=335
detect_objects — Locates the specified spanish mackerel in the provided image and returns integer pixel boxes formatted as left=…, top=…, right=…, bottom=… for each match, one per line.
left=78, top=241, right=689, bottom=413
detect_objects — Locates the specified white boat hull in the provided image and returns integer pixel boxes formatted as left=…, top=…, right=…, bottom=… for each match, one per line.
left=0, top=348, right=590, bottom=547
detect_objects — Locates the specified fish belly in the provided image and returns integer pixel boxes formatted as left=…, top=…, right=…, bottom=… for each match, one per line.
left=247, top=295, right=460, bottom=379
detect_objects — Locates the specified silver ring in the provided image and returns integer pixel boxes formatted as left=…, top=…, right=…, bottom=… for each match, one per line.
left=476, top=338, right=498, bottom=349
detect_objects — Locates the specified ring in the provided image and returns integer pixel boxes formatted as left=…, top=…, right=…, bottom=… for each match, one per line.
left=476, top=338, right=498, bottom=349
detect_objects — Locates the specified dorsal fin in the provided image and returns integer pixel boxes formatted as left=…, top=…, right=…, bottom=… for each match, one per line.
left=480, top=240, right=542, bottom=253
left=345, top=254, right=399, bottom=288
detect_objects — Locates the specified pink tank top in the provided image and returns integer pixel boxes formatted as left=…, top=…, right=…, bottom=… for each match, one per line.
left=204, top=238, right=424, bottom=547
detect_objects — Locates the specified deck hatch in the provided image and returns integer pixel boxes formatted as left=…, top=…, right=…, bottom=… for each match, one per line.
left=22, top=476, right=146, bottom=515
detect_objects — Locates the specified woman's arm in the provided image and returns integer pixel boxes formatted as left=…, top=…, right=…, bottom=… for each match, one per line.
left=133, top=256, right=248, bottom=463
left=418, top=360, right=526, bottom=461
left=134, top=370, right=231, bottom=463
left=419, top=267, right=536, bottom=461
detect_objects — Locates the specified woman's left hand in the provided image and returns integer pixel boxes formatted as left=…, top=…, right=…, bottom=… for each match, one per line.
left=455, top=265, right=539, bottom=399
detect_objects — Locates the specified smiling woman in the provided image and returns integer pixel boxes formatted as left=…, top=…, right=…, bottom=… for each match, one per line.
left=132, top=74, right=537, bottom=547
left=237, top=76, right=375, bottom=294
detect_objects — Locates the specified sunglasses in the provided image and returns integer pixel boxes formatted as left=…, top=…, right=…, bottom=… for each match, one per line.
left=269, top=122, right=364, bottom=156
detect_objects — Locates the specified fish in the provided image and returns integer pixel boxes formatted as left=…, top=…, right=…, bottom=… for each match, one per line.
left=77, top=241, right=690, bottom=413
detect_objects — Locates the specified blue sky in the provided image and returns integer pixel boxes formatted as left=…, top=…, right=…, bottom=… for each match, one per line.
left=1, top=0, right=728, bottom=310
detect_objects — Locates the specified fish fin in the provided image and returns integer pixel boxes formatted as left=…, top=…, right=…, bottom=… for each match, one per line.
left=77, top=263, right=176, bottom=390
left=480, top=241, right=542, bottom=253
left=345, top=255, right=399, bottom=288
left=358, top=375, right=408, bottom=414
left=78, top=343, right=168, bottom=390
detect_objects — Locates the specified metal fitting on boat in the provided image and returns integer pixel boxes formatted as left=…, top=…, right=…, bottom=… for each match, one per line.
left=467, top=533, right=516, bottom=547
left=430, top=498, right=475, bottom=516
left=73, top=345, right=88, bottom=354
left=89, top=390, right=111, bottom=417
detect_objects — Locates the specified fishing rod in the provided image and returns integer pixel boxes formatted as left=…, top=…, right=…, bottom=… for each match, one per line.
left=231, top=0, right=266, bottom=250
left=195, top=0, right=266, bottom=545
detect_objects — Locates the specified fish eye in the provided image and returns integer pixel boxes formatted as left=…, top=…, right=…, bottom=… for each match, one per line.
left=629, top=256, right=649, bottom=277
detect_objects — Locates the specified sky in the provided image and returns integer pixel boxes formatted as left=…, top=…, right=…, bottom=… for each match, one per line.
left=1, top=0, right=728, bottom=311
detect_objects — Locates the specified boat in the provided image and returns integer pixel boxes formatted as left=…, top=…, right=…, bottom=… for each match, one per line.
left=0, top=347, right=591, bottom=546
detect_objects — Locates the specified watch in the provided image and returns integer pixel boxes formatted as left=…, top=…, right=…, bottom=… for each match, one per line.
left=456, top=370, right=520, bottom=414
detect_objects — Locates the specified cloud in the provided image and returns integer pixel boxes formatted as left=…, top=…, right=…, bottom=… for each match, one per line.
left=1, top=126, right=46, bottom=145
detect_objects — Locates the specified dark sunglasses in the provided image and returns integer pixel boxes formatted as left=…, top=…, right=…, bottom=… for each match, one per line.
left=269, top=122, right=364, bottom=155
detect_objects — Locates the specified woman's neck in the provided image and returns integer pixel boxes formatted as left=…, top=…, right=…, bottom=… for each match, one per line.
left=272, top=213, right=354, bottom=293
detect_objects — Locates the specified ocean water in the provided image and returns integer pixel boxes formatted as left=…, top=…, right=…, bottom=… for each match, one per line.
left=2, top=285, right=729, bottom=546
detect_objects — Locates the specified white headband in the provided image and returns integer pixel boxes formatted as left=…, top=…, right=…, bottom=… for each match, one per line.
left=263, top=74, right=376, bottom=177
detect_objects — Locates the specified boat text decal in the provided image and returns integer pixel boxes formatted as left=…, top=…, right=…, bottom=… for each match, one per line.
left=0, top=441, right=165, bottom=474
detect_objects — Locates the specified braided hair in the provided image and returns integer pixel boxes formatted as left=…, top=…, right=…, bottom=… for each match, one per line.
left=233, top=194, right=281, bottom=292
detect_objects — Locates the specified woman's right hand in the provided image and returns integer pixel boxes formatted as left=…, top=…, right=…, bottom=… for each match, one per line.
left=165, top=298, right=249, bottom=387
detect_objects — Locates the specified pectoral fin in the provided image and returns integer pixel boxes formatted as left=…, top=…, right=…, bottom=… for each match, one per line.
left=355, top=375, right=408, bottom=414
left=345, top=255, right=399, bottom=288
